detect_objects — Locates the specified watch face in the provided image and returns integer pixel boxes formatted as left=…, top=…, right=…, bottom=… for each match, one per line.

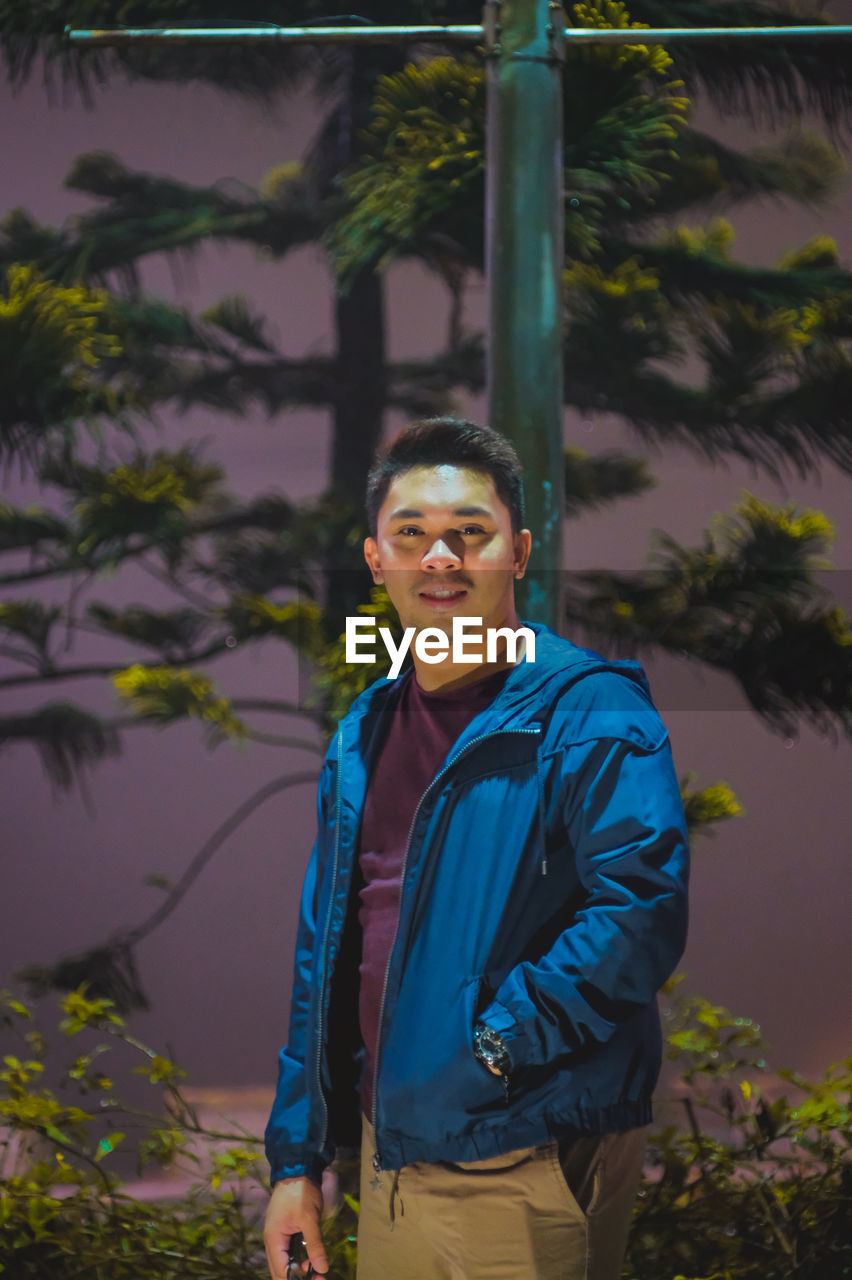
left=475, top=1025, right=510, bottom=1071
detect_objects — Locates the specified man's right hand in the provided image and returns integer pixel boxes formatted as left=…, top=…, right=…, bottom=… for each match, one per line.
left=264, top=1175, right=328, bottom=1278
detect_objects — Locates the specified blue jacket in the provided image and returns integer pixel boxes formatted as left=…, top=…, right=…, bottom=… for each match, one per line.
left=265, top=623, right=689, bottom=1185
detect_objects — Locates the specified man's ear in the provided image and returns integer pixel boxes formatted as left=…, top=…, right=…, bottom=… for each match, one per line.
left=513, top=529, right=533, bottom=580
left=364, top=536, right=384, bottom=584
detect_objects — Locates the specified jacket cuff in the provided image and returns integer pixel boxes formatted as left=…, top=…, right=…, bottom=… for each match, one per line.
left=268, top=1151, right=327, bottom=1188
left=478, top=999, right=533, bottom=1071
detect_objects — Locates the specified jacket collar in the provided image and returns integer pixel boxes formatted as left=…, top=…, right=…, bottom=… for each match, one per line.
left=339, top=621, right=653, bottom=764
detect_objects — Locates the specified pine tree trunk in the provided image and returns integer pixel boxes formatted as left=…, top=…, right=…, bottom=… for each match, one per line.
left=319, top=49, right=395, bottom=629
left=330, top=265, right=386, bottom=504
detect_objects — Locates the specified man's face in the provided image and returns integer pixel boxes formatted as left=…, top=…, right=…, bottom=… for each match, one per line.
left=364, top=464, right=532, bottom=637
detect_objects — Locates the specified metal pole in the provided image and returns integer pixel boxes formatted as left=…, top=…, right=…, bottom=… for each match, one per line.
left=485, top=1, right=565, bottom=630
left=565, top=24, right=852, bottom=42
left=65, top=23, right=852, bottom=45
left=64, top=24, right=483, bottom=45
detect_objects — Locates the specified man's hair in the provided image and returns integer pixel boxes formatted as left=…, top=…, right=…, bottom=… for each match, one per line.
left=366, top=417, right=526, bottom=536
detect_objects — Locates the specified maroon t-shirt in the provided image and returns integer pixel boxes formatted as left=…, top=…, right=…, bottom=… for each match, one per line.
left=357, top=663, right=511, bottom=1115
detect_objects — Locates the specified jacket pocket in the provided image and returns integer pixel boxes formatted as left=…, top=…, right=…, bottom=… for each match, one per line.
left=439, top=1146, right=537, bottom=1174
left=457, top=975, right=511, bottom=1115
left=382, top=975, right=508, bottom=1131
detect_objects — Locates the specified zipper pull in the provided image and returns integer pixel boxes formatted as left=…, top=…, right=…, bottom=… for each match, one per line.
left=371, top=1149, right=383, bottom=1190
left=502, top=1073, right=510, bottom=1104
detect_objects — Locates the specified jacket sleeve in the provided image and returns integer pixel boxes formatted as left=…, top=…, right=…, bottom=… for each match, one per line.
left=264, top=745, right=336, bottom=1187
left=478, top=674, right=690, bottom=1071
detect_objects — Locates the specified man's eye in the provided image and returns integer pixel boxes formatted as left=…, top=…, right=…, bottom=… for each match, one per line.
left=397, top=526, right=422, bottom=536
left=459, top=525, right=486, bottom=536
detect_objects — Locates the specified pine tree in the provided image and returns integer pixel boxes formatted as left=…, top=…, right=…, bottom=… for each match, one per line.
left=2, top=8, right=852, bottom=1276
left=1, top=0, right=851, bottom=1018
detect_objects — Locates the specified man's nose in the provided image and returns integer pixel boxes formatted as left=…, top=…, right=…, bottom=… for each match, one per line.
left=421, top=537, right=462, bottom=571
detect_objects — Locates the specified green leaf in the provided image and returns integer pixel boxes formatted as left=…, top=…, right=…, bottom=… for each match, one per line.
left=94, top=1131, right=125, bottom=1161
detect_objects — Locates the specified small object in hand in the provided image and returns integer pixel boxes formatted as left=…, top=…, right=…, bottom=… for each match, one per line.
left=286, top=1232, right=317, bottom=1278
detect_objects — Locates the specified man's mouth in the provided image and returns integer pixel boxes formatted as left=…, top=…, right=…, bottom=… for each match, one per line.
left=418, top=585, right=469, bottom=605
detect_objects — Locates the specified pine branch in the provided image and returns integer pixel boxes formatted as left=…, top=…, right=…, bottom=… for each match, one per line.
left=564, top=445, right=658, bottom=516
left=0, top=641, right=41, bottom=667
left=64, top=707, right=322, bottom=753
left=84, top=602, right=212, bottom=657
left=123, top=768, right=321, bottom=948
left=0, top=262, right=136, bottom=471
left=0, top=497, right=68, bottom=552
left=679, top=770, right=745, bottom=841
left=0, top=158, right=320, bottom=289
left=0, top=537, right=172, bottom=586
left=627, top=0, right=852, bottom=127
left=744, top=363, right=852, bottom=475
left=561, top=241, right=852, bottom=482
left=0, top=638, right=234, bottom=690
left=562, top=492, right=852, bottom=740
left=622, top=126, right=846, bottom=224
left=199, top=295, right=278, bottom=354
left=13, top=767, right=321, bottom=1011
left=142, top=354, right=340, bottom=417
left=109, top=695, right=316, bottom=723
left=0, top=0, right=426, bottom=101
left=128, top=346, right=485, bottom=419
left=133, top=553, right=227, bottom=614
left=0, top=702, right=121, bottom=790
left=563, top=361, right=852, bottom=483
left=600, top=232, right=852, bottom=307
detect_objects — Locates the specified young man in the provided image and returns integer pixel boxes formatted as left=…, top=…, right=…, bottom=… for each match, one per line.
left=264, top=418, right=690, bottom=1280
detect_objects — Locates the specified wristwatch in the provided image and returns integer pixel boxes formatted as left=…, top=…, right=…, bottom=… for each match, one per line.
left=473, top=1021, right=512, bottom=1075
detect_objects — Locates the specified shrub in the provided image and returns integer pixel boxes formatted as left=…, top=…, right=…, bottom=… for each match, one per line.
left=1, top=979, right=849, bottom=1279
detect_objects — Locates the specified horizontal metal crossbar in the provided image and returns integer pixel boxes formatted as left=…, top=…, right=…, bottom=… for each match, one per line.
left=64, top=23, right=852, bottom=46
left=567, top=24, right=852, bottom=43
left=64, top=25, right=484, bottom=45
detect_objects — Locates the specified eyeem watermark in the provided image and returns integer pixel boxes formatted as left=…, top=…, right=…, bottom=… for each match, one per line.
left=345, top=616, right=536, bottom=679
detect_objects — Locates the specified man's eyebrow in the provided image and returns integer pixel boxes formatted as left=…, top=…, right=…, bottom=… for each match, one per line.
left=387, top=505, right=493, bottom=521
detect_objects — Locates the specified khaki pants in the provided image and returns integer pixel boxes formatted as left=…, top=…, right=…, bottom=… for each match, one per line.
left=357, top=1115, right=647, bottom=1280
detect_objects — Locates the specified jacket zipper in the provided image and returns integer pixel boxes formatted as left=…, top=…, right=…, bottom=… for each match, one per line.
left=315, top=729, right=343, bottom=1161
left=369, top=725, right=541, bottom=1173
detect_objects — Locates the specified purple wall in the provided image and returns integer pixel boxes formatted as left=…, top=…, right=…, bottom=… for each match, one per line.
left=1, top=45, right=851, bottom=1097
